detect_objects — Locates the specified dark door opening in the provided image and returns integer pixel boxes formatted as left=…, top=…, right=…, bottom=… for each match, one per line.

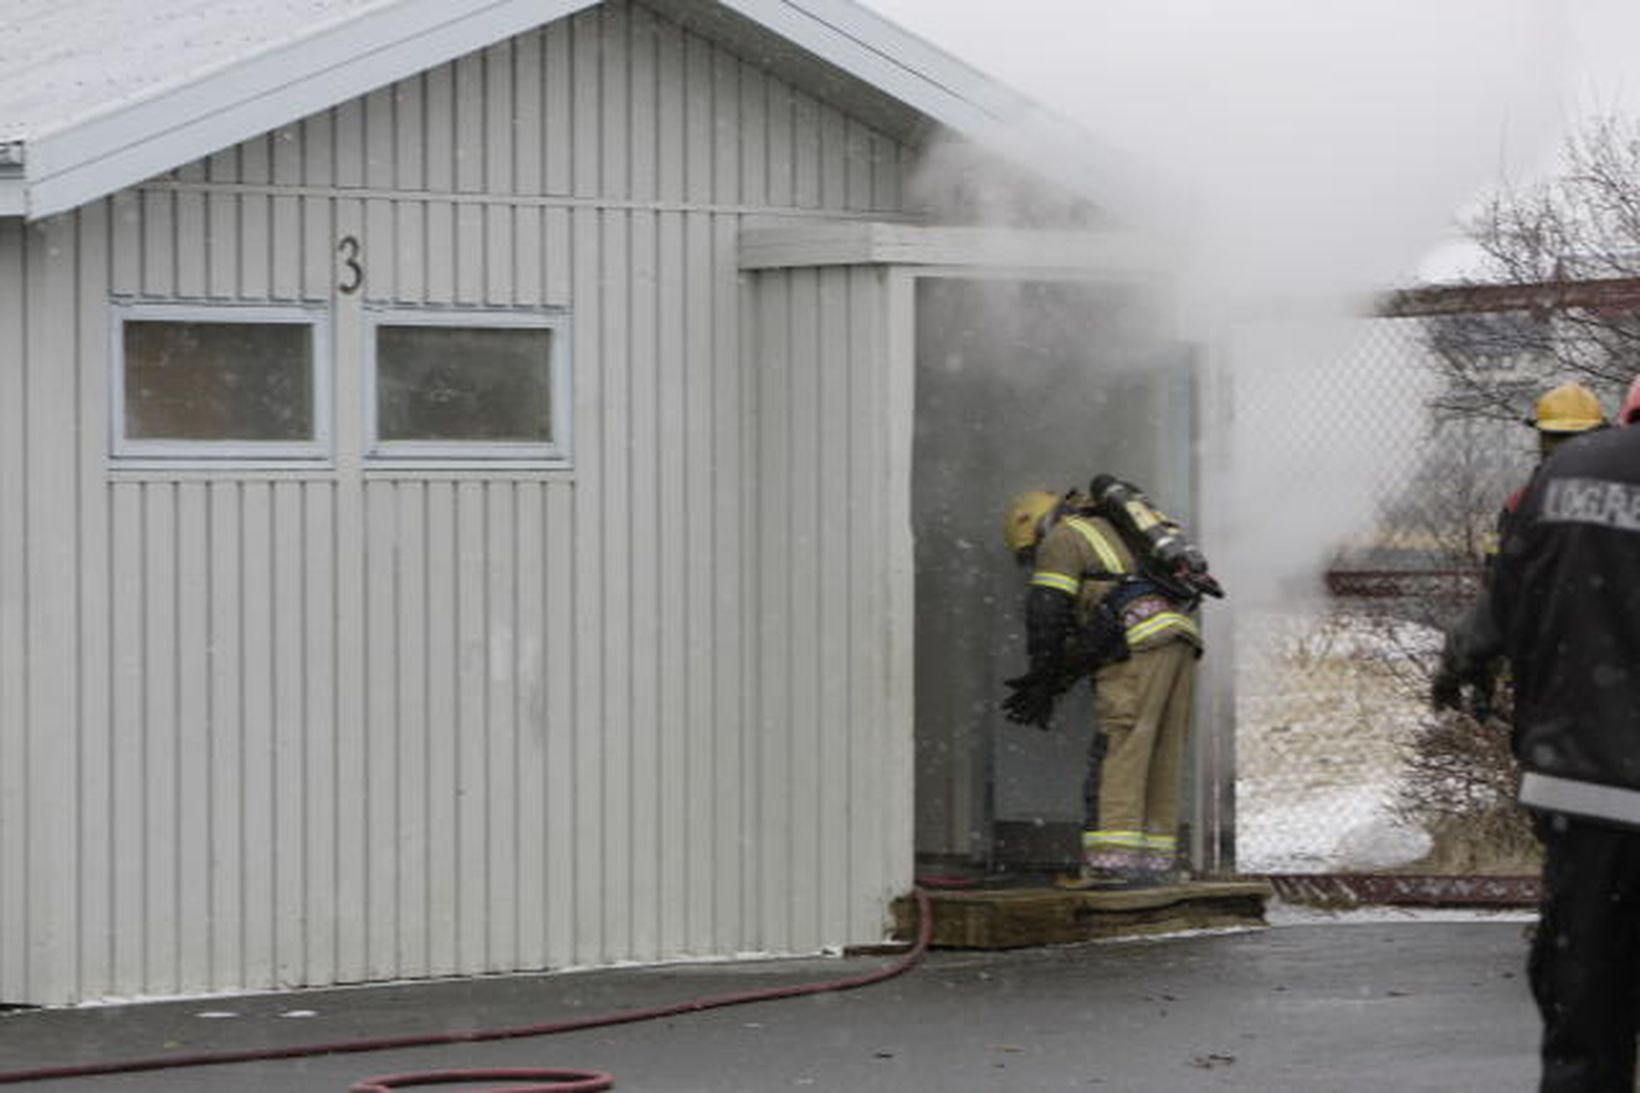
left=910, top=275, right=1197, bottom=877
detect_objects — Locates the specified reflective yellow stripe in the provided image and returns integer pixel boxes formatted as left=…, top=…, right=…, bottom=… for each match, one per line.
left=1064, top=517, right=1126, bottom=574
left=1142, top=834, right=1178, bottom=849
left=1083, top=829, right=1149, bottom=849
left=1030, top=571, right=1080, bottom=595
left=1127, top=611, right=1199, bottom=644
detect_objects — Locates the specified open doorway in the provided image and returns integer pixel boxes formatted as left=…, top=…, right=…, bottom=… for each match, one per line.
left=911, top=274, right=1198, bottom=877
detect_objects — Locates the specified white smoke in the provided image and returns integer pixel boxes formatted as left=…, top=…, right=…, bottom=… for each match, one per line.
left=880, top=0, right=1570, bottom=304
left=876, top=0, right=1580, bottom=606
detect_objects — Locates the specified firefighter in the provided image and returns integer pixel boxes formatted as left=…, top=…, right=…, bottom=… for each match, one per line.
left=1001, top=482, right=1206, bottom=888
left=1508, top=381, right=1608, bottom=528
left=1433, top=381, right=1607, bottom=716
left=1435, top=402, right=1640, bottom=1091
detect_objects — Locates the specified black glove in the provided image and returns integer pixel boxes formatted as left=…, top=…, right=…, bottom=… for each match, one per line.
left=1430, top=668, right=1462, bottom=712
left=1003, top=673, right=1058, bottom=729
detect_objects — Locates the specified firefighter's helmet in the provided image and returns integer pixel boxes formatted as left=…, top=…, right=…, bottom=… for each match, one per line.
left=1620, top=375, right=1640, bottom=426
left=1003, top=490, right=1060, bottom=555
left=1530, top=382, right=1606, bottom=434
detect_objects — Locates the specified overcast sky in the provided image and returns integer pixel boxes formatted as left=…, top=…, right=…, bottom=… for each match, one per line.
left=866, top=0, right=1640, bottom=291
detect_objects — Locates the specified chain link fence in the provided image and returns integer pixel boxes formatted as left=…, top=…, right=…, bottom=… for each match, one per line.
left=1229, top=304, right=1542, bottom=878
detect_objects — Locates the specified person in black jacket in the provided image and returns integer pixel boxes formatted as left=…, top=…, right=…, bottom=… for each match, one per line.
left=1438, top=412, right=1640, bottom=1092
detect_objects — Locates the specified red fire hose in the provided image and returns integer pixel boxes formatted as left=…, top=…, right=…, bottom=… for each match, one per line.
left=0, top=889, right=933, bottom=1091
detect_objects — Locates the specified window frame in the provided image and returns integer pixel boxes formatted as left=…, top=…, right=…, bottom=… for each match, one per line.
left=110, top=301, right=333, bottom=465
left=363, top=307, right=572, bottom=469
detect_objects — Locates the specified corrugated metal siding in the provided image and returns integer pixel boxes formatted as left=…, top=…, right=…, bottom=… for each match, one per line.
left=0, top=217, right=26, bottom=1004
left=747, top=265, right=912, bottom=954
left=3, top=0, right=915, bottom=1003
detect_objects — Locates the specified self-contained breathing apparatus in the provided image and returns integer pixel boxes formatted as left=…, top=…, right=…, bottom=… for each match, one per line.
left=1085, top=474, right=1225, bottom=606
left=1002, top=475, right=1224, bottom=728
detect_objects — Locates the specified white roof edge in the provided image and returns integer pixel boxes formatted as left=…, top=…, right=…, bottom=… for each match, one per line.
left=731, top=0, right=1026, bottom=119
left=718, top=0, right=1136, bottom=216
left=13, top=0, right=1125, bottom=221
left=21, top=0, right=598, bottom=221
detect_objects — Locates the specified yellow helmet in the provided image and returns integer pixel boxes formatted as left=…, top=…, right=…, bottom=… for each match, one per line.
left=1003, top=490, right=1060, bottom=554
left=1531, top=382, right=1606, bottom=434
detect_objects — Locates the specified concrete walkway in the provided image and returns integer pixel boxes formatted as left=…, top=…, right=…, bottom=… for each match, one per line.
left=0, top=909, right=1542, bottom=1092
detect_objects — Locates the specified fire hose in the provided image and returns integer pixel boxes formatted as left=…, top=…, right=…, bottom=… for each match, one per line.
left=0, top=889, right=934, bottom=1091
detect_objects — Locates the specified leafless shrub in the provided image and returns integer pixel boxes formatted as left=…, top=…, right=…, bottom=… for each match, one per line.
left=1424, top=114, right=1640, bottom=424
left=1393, top=692, right=1540, bottom=873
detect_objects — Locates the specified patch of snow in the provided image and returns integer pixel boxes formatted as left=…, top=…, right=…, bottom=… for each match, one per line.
left=1236, top=606, right=1448, bottom=874
left=1240, top=782, right=1431, bottom=873
left=1266, top=901, right=1536, bottom=927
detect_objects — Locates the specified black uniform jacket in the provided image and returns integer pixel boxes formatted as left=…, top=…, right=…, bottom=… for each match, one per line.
left=1489, top=424, right=1640, bottom=821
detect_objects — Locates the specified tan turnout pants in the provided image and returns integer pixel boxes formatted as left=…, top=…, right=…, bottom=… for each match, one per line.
left=1082, top=640, right=1197, bottom=871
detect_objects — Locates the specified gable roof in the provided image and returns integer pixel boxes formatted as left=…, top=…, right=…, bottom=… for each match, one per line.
left=0, top=0, right=1124, bottom=221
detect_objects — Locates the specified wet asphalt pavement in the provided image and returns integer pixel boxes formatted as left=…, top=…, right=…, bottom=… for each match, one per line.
left=0, top=912, right=1541, bottom=1092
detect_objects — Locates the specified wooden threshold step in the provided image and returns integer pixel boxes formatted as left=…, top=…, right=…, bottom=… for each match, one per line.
left=893, top=880, right=1273, bottom=949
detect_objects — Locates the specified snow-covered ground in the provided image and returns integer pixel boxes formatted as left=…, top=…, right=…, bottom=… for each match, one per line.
left=1264, top=901, right=1536, bottom=926
left=1235, top=606, right=1445, bottom=873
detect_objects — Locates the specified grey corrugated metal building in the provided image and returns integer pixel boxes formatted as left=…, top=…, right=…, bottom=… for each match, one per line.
left=0, top=0, right=1225, bottom=1005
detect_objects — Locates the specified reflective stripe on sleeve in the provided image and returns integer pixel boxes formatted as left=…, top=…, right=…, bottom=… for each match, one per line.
left=1519, top=771, right=1640, bottom=828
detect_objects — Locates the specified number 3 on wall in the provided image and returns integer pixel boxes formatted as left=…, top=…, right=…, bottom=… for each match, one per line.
left=337, top=236, right=364, bottom=295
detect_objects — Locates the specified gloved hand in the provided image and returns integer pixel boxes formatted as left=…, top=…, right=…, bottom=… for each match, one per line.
left=1003, top=673, right=1057, bottom=729
left=1469, top=662, right=1499, bottom=721
left=1430, top=668, right=1463, bottom=712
